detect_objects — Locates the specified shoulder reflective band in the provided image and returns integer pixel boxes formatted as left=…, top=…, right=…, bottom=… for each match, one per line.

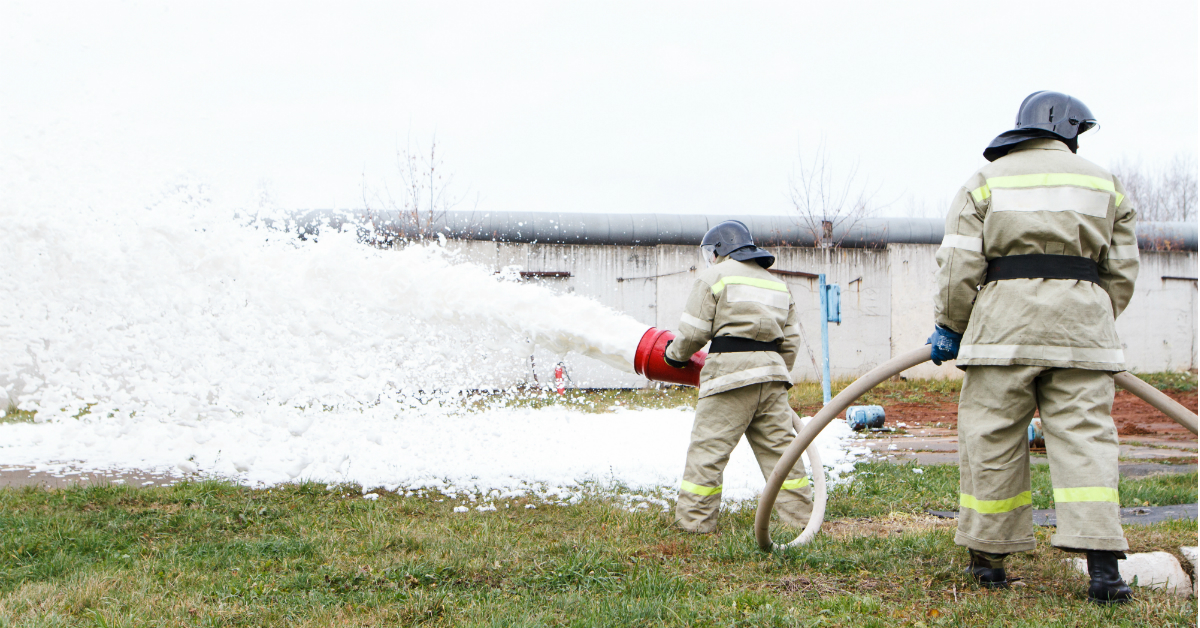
left=680, top=480, right=722, bottom=496
left=711, top=276, right=788, bottom=295
left=960, top=491, right=1032, bottom=514
left=708, top=337, right=781, bottom=353
left=781, top=477, right=810, bottom=490
left=1053, top=487, right=1119, bottom=503
left=971, top=173, right=1118, bottom=204
left=985, top=254, right=1100, bottom=285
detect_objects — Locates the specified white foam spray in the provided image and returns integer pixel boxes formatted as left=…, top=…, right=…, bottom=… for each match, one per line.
left=0, top=180, right=864, bottom=497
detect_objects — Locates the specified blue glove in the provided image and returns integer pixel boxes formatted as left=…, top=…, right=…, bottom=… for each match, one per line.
left=927, top=325, right=963, bottom=366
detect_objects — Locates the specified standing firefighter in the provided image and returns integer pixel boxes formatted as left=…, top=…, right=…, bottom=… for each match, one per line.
left=930, top=91, right=1139, bottom=603
left=664, top=220, right=813, bottom=533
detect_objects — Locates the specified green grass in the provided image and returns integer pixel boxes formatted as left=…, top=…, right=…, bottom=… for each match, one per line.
left=463, top=386, right=698, bottom=414
left=790, top=378, right=962, bottom=417
left=829, top=462, right=1197, bottom=515
left=0, top=405, right=34, bottom=424
left=1, top=464, right=1195, bottom=627
left=1129, top=371, right=1198, bottom=393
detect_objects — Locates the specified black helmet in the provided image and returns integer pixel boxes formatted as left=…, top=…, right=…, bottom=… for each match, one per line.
left=1015, top=91, right=1096, bottom=138
left=700, top=220, right=775, bottom=268
left=983, top=91, right=1097, bottom=161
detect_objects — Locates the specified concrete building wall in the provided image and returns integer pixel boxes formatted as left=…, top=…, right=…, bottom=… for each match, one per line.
left=1117, top=251, right=1198, bottom=373
left=441, top=239, right=1197, bottom=387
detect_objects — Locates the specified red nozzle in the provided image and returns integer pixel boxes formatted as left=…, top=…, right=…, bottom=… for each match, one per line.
left=633, top=327, right=706, bottom=388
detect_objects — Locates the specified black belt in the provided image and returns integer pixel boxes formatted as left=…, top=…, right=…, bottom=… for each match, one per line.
left=708, top=337, right=781, bottom=353
left=985, top=254, right=1101, bottom=285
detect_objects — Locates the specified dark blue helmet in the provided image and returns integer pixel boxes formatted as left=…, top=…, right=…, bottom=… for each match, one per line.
left=984, top=91, right=1097, bottom=161
left=1015, top=91, right=1097, bottom=139
left=700, top=220, right=775, bottom=268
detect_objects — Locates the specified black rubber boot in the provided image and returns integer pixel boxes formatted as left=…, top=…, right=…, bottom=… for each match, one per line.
left=1086, top=550, right=1133, bottom=604
left=965, top=549, right=1009, bottom=589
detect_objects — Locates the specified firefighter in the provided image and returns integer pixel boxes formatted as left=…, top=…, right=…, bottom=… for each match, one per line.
left=664, top=220, right=812, bottom=533
left=930, top=91, right=1138, bottom=603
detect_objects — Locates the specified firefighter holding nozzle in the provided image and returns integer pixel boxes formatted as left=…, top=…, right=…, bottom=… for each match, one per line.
left=663, top=220, right=813, bottom=533
left=930, top=91, right=1139, bottom=603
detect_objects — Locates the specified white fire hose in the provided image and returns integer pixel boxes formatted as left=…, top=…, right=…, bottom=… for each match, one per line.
left=757, top=347, right=1199, bottom=552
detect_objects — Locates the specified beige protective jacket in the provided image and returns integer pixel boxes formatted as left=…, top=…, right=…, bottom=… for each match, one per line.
left=934, top=138, right=1139, bottom=371
left=665, top=258, right=800, bottom=397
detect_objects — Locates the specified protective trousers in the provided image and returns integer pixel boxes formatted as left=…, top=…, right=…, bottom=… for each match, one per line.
left=956, top=365, right=1128, bottom=553
left=676, top=381, right=812, bottom=533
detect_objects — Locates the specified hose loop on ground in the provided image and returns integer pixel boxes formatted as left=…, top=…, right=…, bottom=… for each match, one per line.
left=754, top=349, right=1199, bottom=552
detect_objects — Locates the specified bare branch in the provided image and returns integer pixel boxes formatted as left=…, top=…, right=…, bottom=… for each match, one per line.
left=361, top=135, right=470, bottom=247
left=788, top=140, right=886, bottom=247
left=1111, top=154, right=1197, bottom=222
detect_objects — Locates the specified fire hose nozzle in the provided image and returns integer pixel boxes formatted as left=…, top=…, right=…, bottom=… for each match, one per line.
left=633, top=327, right=706, bottom=388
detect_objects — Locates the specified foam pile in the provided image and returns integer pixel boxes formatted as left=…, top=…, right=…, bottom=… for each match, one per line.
left=0, top=185, right=863, bottom=497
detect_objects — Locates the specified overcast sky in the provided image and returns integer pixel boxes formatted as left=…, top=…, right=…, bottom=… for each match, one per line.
left=3, top=1, right=1196, bottom=217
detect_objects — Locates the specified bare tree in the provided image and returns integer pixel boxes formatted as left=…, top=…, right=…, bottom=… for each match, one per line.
left=1110, top=154, right=1197, bottom=222
left=362, top=136, right=472, bottom=247
left=789, top=141, right=886, bottom=247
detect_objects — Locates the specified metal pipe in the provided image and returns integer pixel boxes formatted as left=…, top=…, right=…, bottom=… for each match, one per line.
left=819, top=274, right=832, bottom=404
left=298, top=210, right=1197, bottom=251
left=753, top=351, right=1199, bottom=551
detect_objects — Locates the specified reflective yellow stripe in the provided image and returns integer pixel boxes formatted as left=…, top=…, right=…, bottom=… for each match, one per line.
left=959, top=491, right=1031, bottom=514
left=781, top=477, right=810, bottom=490
left=710, top=276, right=788, bottom=295
left=680, top=480, right=722, bottom=496
left=970, top=185, right=991, bottom=203
left=1053, top=487, right=1119, bottom=503
left=986, top=173, right=1116, bottom=193
left=1115, top=192, right=1125, bottom=208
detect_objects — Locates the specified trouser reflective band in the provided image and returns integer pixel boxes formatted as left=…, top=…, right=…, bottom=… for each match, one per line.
left=781, top=477, right=810, bottom=490
left=960, top=491, right=1032, bottom=514
left=1054, top=487, right=1119, bottom=503
left=680, top=480, right=722, bottom=496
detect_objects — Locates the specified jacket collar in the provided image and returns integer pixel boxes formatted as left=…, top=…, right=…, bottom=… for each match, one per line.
left=1009, top=138, right=1071, bottom=153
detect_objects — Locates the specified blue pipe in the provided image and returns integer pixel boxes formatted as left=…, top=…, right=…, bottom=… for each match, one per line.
left=819, top=273, right=831, bottom=405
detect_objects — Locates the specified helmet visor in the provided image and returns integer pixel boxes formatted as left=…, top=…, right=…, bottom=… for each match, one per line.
left=700, top=244, right=718, bottom=267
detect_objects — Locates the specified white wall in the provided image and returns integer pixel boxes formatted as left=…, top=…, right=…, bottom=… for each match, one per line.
left=1117, top=251, right=1198, bottom=373
left=442, top=239, right=1197, bottom=387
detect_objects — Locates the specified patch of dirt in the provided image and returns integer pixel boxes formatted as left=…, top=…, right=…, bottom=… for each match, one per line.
left=1112, top=389, right=1197, bottom=437
left=634, top=540, right=693, bottom=559
left=819, top=513, right=955, bottom=540
left=876, top=389, right=1197, bottom=439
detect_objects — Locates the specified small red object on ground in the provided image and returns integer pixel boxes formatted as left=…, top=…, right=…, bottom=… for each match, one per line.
left=554, top=363, right=565, bottom=395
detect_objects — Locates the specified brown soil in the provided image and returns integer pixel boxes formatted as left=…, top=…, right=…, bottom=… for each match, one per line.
left=875, top=389, right=1197, bottom=439
left=1112, top=389, right=1197, bottom=437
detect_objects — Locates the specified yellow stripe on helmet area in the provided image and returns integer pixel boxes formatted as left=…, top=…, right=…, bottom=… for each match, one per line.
left=711, top=276, right=788, bottom=295
left=959, top=491, right=1032, bottom=514
left=1053, top=487, right=1119, bottom=504
left=680, top=480, right=722, bottom=496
